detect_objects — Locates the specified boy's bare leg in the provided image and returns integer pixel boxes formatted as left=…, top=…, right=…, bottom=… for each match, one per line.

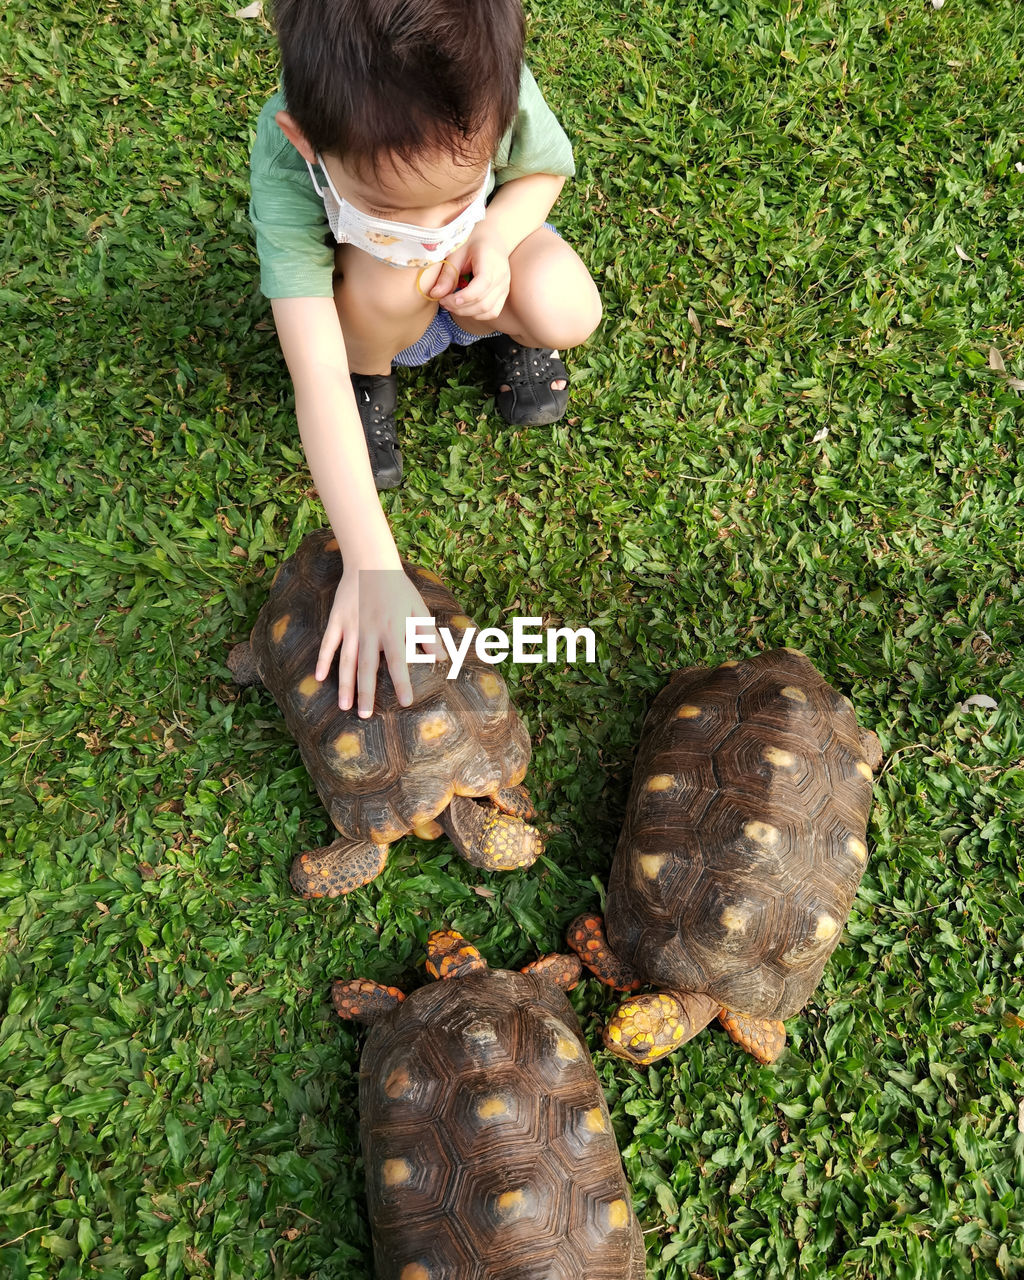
left=333, top=245, right=439, bottom=374
left=456, top=226, right=602, bottom=392
left=333, top=228, right=601, bottom=387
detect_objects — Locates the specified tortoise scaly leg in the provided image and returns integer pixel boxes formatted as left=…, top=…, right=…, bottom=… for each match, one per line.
left=332, top=978, right=405, bottom=1025
left=289, top=838, right=389, bottom=899
left=718, top=1009, right=787, bottom=1064
left=439, top=793, right=542, bottom=871
left=567, top=914, right=643, bottom=992
left=603, top=991, right=720, bottom=1064
left=426, top=929, right=489, bottom=980
left=489, top=783, right=536, bottom=821
left=520, top=952, right=583, bottom=990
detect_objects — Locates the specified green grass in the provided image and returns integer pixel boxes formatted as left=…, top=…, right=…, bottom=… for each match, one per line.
left=1, top=0, right=1023, bottom=1276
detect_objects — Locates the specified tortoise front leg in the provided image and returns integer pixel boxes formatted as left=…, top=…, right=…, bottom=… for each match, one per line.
left=289, top=837, right=389, bottom=898
left=520, top=952, right=583, bottom=990
left=425, top=929, right=489, bottom=980
left=438, top=793, right=542, bottom=871
left=489, top=783, right=536, bottom=821
left=332, top=978, right=405, bottom=1024
left=718, top=1009, right=787, bottom=1064
left=567, top=914, right=644, bottom=992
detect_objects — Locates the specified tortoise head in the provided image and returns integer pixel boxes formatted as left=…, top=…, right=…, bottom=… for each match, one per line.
left=425, top=929, right=490, bottom=980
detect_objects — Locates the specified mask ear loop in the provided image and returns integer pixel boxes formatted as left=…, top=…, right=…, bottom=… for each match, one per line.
left=305, top=151, right=346, bottom=204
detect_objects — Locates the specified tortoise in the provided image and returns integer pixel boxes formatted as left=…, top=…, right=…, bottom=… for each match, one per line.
left=569, top=648, right=882, bottom=1065
left=228, top=530, right=542, bottom=898
left=334, top=929, right=646, bottom=1280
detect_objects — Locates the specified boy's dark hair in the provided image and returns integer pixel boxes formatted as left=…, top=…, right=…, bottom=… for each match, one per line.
left=274, top=0, right=526, bottom=171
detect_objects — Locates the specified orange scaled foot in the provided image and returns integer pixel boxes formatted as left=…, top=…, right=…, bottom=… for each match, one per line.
left=426, top=929, right=488, bottom=980
left=332, top=978, right=405, bottom=1025
left=567, top=914, right=643, bottom=992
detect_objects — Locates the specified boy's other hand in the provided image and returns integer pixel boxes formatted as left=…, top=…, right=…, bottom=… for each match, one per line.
left=315, top=569, right=442, bottom=718
left=429, top=229, right=511, bottom=323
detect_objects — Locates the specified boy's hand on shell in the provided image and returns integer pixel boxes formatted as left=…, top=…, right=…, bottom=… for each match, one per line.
left=430, top=231, right=511, bottom=323
left=316, top=571, right=441, bottom=719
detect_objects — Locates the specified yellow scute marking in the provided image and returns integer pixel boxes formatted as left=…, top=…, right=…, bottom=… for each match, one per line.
left=584, top=1107, right=607, bottom=1133
left=384, top=1068, right=411, bottom=1099
left=497, top=1190, right=525, bottom=1213
left=645, top=774, right=674, bottom=792
left=332, top=732, right=361, bottom=760
left=400, top=1266, right=430, bottom=1280
left=815, top=913, right=839, bottom=941
left=382, top=1158, right=412, bottom=1186
left=449, top=614, right=472, bottom=629
left=847, top=836, right=867, bottom=862
left=781, top=685, right=808, bottom=703
left=270, top=614, right=290, bottom=644
left=417, top=568, right=442, bottom=585
left=297, top=674, right=321, bottom=697
left=720, top=906, right=749, bottom=931
left=555, top=1035, right=581, bottom=1061
left=639, top=854, right=666, bottom=880
left=676, top=703, right=701, bottom=718
left=417, top=715, right=449, bottom=742
left=763, top=746, right=795, bottom=767
left=477, top=1096, right=508, bottom=1119
left=607, top=1199, right=630, bottom=1229
left=856, top=760, right=873, bottom=780
left=324, top=537, right=339, bottom=551
left=743, top=821, right=780, bottom=846
left=479, top=672, right=501, bottom=697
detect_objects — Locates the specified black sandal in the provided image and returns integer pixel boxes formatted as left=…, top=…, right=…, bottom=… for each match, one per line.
left=485, top=335, right=570, bottom=426
left=351, top=372, right=402, bottom=490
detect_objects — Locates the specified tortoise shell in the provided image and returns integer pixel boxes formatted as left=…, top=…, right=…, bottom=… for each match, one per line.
left=246, top=530, right=531, bottom=844
left=606, top=649, right=880, bottom=1021
left=357, top=968, right=645, bottom=1280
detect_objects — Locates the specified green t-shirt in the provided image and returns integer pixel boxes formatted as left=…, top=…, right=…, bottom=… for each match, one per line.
left=249, top=64, right=575, bottom=299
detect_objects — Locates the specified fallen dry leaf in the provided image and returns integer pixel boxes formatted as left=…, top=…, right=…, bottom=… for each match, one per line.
left=988, top=347, right=1006, bottom=372
left=687, top=307, right=702, bottom=337
left=960, top=694, right=999, bottom=711
left=233, top=0, right=262, bottom=17
left=954, top=244, right=972, bottom=262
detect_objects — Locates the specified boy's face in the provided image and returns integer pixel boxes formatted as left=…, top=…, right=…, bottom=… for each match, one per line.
left=274, top=111, right=489, bottom=229
left=325, top=150, right=491, bottom=229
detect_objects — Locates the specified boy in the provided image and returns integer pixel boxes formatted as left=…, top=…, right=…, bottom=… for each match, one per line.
left=249, top=0, right=602, bottom=718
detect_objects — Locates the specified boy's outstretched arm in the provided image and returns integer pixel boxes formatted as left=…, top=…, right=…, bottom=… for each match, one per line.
left=270, top=296, right=434, bottom=718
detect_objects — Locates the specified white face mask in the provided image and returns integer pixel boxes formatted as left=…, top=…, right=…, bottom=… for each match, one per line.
left=306, top=153, right=490, bottom=269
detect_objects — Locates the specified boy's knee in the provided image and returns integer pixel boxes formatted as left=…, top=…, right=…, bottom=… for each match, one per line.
left=525, top=275, right=602, bottom=350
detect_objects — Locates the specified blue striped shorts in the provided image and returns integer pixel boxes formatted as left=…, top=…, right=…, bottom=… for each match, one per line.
left=393, top=309, right=500, bottom=367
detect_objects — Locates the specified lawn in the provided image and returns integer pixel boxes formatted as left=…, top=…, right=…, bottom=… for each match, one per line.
left=1, top=0, right=1022, bottom=1277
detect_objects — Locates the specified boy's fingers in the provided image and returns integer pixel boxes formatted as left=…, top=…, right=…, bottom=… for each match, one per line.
left=316, top=620, right=342, bottom=684
left=337, top=633, right=358, bottom=711
left=357, top=641, right=381, bottom=719
left=414, top=616, right=442, bottom=658
left=383, top=633, right=414, bottom=708
left=428, top=257, right=463, bottom=299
